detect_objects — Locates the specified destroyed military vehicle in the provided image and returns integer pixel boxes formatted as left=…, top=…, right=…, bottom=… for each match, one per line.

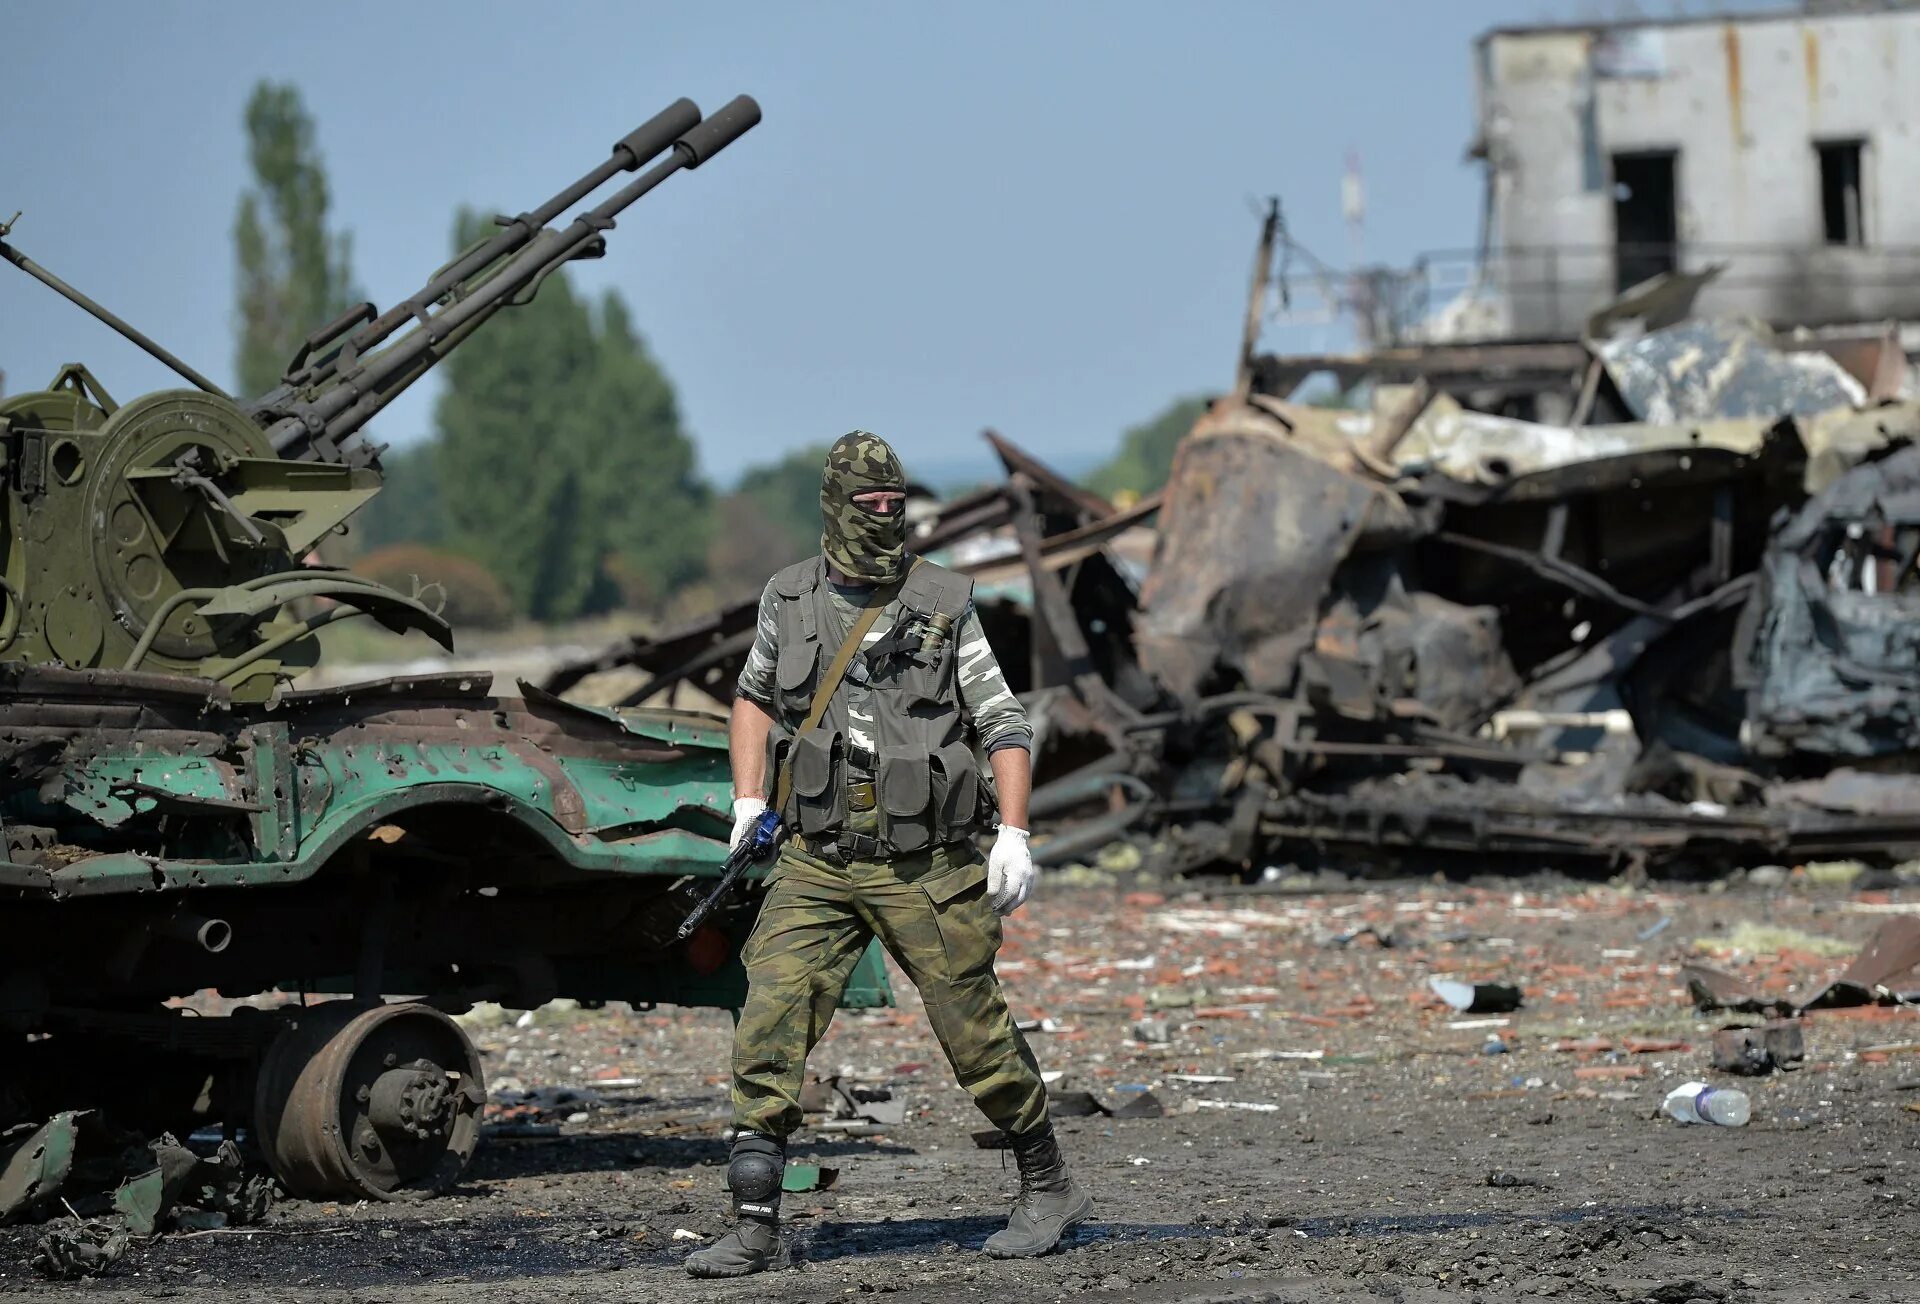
left=550, top=213, right=1920, bottom=884
left=0, top=97, right=888, bottom=1212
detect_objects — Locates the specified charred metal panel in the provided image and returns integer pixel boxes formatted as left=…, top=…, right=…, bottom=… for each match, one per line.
left=1742, top=442, right=1920, bottom=756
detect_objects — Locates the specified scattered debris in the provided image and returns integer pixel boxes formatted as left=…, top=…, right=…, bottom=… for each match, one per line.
left=1109, top=1090, right=1167, bottom=1120
left=111, top=1134, right=269, bottom=1236
left=800, top=1075, right=908, bottom=1130
left=1, top=1112, right=274, bottom=1278
left=1554, top=1038, right=1614, bottom=1054
left=1131, top=1019, right=1172, bottom=1044
left=483, top=1123, right=562, bottom=1140
left=781, top=1164, right=839, bottom=1194
left=1685, top=918, right=1920, bottom=1013
left=1710, top=1021, right=1807, bottom=1076
left=32, top=1219, right=129, bottom=1280
left=490, top=1085, right=605, bottom=1122
left=1429, top=978, right=1524, bottom=1013
left=1047, top=1091, right=1110, bottom=1118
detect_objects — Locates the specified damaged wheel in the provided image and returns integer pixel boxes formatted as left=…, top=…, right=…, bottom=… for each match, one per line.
left=253, top=1001, right=485, bottom=1202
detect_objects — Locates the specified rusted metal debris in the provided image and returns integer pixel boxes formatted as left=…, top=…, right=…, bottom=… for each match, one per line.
left=552, top=268, right=1920, bottom=881
left=1686, top=918, right=1920, bottom=1016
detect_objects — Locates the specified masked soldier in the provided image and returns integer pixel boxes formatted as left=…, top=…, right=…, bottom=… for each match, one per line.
left=685, top=432, right=1092, bottom=1278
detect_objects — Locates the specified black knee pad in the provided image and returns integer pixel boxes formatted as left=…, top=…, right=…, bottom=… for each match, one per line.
left=728, top=1132, right=785, bottom=1218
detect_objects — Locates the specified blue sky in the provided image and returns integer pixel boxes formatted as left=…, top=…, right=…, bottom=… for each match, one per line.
left=0, top=2, right=1760, bottom=486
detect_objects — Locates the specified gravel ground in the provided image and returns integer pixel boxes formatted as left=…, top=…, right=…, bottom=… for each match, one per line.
left=5, top=874, right=1919, bottom=1303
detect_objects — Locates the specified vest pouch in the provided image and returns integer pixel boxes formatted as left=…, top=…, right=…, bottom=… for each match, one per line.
left=788, top=728, right=843, bottom=836
left=775, top=638, right=820, bottom=717
left=877, top=750, right=933, bottom=853
left=931, top=739, right=981, bottom=835
left=884, top=611, right=952, bottom=711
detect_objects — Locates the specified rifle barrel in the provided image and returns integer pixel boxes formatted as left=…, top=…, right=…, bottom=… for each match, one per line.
left=305, top=99, right=703, bottom=385
left=267, top=96, right=760, bottom=460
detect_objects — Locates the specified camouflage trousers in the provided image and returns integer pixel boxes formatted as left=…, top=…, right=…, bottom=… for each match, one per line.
left=729, top=804, right=1049, bottom=1139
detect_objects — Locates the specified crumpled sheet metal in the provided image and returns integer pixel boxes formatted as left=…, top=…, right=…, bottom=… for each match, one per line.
left=1387, top=391, right=1772, bottom=486
left=1259, top=386, right=1848, bottom=495
left=1684, top=917, right=1920, bottom=1014
left=32, top=1220, right=128, bottom=1280
left=1806, top=915, right=1920, bottom=1010
left=1800, top=400, right=1920, bottom=493
left=112, top=1133, right=205, bottom=1236
left=0, top=1111, right=84, bottom=1224
left=1741, top=441, right=1920, bottom=759
left=1135, top=402, right=1420, bottom=699
left=1600, top=319, right=1867, bottom=426
left=1379, top=391, right=1897, bottom=497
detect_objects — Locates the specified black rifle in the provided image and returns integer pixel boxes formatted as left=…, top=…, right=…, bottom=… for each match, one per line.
left=677, top=808, right=786, bottom=940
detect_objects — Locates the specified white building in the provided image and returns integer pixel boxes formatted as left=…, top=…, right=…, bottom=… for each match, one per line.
left=1460, top=3, right=1920, bottom=342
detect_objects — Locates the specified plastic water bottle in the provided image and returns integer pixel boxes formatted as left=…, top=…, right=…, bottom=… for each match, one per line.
left=1662, top=1081, right=1750, bottom=1126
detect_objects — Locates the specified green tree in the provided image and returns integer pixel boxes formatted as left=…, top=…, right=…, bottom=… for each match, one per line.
left=738, top=444, right=830, bottom=559
left=706, top=443, right=829, bottom=595
left=350, top=442, right=447, bottom=555
left=1084, top=396, right=1211, bottom=499
left=578, top=293, right=712, bottom=610
left=433, top=210, right=708, bottom=621
left=433, top=210, right=597, bottom=620
left=232, top=82, right=357, bottom=397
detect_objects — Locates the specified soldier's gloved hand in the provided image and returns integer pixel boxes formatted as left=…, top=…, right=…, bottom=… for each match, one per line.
left=730, top=797, right=768, bottom=853
left=987, top=826, right=1034, bottom=916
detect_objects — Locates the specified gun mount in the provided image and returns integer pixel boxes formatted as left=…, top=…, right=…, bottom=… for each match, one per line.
left=0, top=97, right=759, bottom=698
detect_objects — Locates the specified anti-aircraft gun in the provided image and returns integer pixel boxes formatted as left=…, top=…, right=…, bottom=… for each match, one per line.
left=0, top=99, right=892, bottom=1210
left=0, top=96, right=760, bottom=698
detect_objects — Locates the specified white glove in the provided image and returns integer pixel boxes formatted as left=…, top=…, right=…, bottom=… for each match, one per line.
left=730, top=797, right=768, bottom=853
left=987, top=826, right=1035, bottom=916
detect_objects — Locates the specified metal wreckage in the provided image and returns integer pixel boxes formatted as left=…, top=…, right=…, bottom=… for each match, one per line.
left=0, top=96, right=896, bottom=1257
left=551, top=222, right=1920, bottom=885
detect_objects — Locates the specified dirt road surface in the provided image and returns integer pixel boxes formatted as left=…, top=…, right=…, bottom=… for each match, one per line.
left=5, top=874, right=1917, bottom=1303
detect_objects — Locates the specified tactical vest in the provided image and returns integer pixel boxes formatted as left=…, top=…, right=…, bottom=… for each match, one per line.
left=765, top=555, right=986, bottom=854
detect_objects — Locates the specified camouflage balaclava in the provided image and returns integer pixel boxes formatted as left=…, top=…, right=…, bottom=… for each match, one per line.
left=820, top=430, right=909, bottom=583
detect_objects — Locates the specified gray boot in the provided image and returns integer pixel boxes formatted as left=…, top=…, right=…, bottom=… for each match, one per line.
left=983, top=1124, right=1093, bottom=1258
left=685, top=1132, right=792, bottom=1278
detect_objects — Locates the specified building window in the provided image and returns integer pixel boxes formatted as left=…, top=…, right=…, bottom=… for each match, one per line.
left=1818, top=140, right=1866, bottom=248
left=1611, top=151, right=1679, bottom=292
